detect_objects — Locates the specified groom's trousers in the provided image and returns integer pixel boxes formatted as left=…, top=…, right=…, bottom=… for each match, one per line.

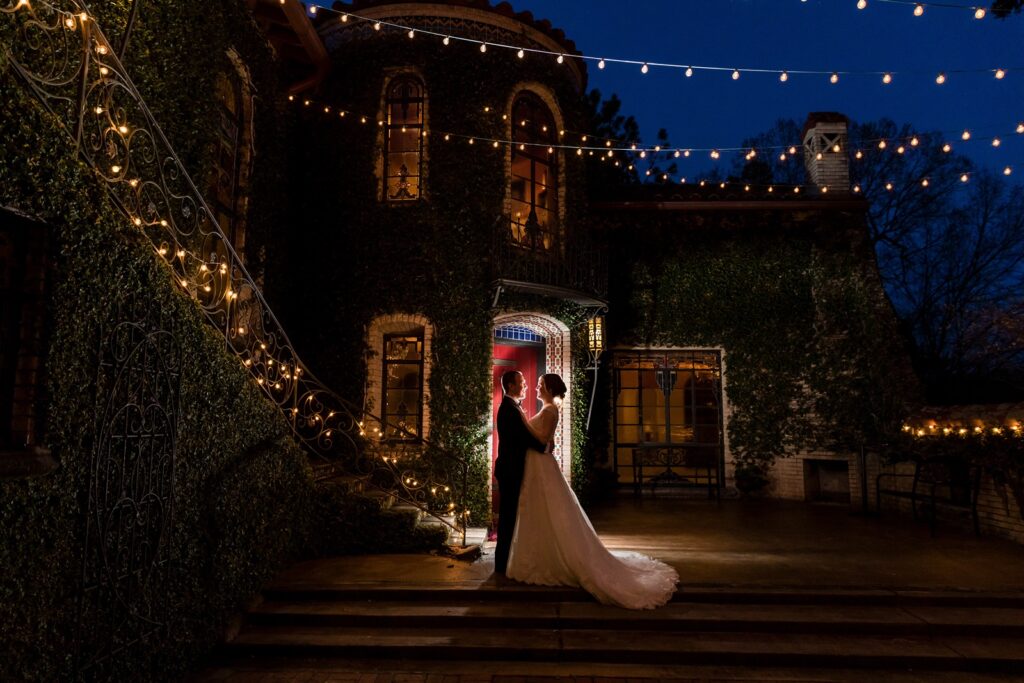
left=493, top=460, right=523, bottom=574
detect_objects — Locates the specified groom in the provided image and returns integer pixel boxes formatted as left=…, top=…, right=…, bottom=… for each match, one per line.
left=493, top=370, right=546, bottom=575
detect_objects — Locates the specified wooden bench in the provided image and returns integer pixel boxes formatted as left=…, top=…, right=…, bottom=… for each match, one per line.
left=632, top=443, right=720, bottom=500
left=876, top=458, right=981, bottom=536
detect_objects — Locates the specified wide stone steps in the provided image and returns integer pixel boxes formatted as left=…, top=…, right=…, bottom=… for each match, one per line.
left=219, top=585, right=1024, bottom=674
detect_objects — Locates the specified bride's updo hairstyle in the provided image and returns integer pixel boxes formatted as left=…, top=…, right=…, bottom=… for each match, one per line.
left=542, top=373, right=567, bottom=404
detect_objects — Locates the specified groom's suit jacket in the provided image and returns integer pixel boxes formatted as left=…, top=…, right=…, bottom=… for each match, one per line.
left=495, top=395, right=546, bottom=483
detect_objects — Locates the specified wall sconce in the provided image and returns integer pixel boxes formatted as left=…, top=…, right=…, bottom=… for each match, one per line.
left=585, top=312, right=607, bottom=431
left=587, top=314, right=605, bottom=359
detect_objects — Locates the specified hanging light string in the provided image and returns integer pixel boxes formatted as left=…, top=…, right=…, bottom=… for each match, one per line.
left=852, top=0, right=992, bottom=20
left=289, top=92, right=1023, bottom=169
left=308, top=4, right=1018, bottom=84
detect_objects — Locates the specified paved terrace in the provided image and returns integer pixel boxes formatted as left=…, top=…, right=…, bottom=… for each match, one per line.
left=194, top=498, right=1024, bottom=682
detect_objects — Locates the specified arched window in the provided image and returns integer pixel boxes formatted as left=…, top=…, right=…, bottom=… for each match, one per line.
left=510, top=93, right=558, bottom=251
left=211, top=68, right=248, bottom=252
left=384, top=77, right=425, bottom=201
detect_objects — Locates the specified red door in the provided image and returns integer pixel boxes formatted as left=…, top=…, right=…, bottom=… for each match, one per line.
left=490, top=342, right=543, bottom=533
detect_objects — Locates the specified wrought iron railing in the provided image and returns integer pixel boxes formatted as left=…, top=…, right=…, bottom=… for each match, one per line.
left=1, top=0, right=469, bottom=543
left=493, top=216, right=608, bottom=301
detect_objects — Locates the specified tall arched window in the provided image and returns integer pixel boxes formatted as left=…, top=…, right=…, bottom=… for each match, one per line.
left=384, top=77, right=425, bottom=201
left=510, top=93, right=558, bottom=251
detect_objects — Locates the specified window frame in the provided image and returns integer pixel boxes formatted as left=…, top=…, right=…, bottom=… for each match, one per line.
left=381, top=330, right=425, bottom=443
left=383, top=76, right=426, bottom=203
left=509, top=92, right=558, bottom=250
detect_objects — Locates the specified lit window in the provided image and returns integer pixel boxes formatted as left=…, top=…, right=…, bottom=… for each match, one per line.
left=510, top=93, right=557, bottom=250
left=384, top=77, right=425, bottom=201
left=382, top=330, right=424, bottom=441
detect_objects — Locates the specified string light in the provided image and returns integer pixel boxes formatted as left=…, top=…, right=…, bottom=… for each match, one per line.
left=935, top=72, right=946, bottom=85
left=914, top=3, right=925, bottom=16
left=882, top=72, right=892, bottom=84
left=780, top=71, right=789, bottom=82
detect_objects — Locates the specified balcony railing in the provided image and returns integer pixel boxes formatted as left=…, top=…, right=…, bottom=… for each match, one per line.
left=492, top=216, right=608, bottom=304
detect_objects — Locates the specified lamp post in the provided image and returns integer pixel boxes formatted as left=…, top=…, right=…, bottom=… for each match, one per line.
left=585, top=313, right=606, bottom=431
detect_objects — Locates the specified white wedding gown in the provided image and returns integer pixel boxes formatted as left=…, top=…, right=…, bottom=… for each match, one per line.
left=506, top=405, right=679, bottom=609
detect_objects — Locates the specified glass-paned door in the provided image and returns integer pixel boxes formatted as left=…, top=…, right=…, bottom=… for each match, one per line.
left=612, top=350, right=723, bottom=486
left=383, top=332, right=424, bottom=441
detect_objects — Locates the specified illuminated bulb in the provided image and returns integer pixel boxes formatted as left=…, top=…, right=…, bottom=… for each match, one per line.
left=468, top=138, right=474, bottom=144
left=858, top=0, right=867, bottom=8
left=94, top=106, right=104, bottom=115
left=128, top=179, right=138, bottom=187
left=830, top=72, right=839, bottom=84
left=731, top=69, right=740, bottom=80
left=921, top=178, right=929, bottom=187
left=443, top=36, right=450, bottom=45
left=557, top=54, right=564, bottom=64
left=180, top=279, right=188, bottom=288
left=975, top=8, right=986, bottom=19
left=288, top=95, right=294, bottom=101
left=517, top=49, right=524, bottom=59
left=720, top=182, right=726, bottom=189
left=641, top=63, right=648, bottom=74
left=594, top=58, right=604, bottom=70
left=480, top=43, right=487, bottom=53
left=935, top=72, right=946, bottom=84
left=1005, top=166, right=1013, bottom=176
left=780, top=71, right=788, bottom=82
left=942, top=143, right=951, bottom=153
left=878, top=140, right=887, bottom=149
left=1017, top=123, right=1024, bottom=134
left=853, top=185, right=861, bottom=193
left=855, top=150, right=863, bottom=159
left=910, top=136, right=919, bottom=147
left=882, top=72, right=892, bottom=84
left=492, top=140, right=499, bottom=148
left=111, top=165, right=121, bottom=173
left=885, top=182, right=893, bottom=191
left=788, top=146, right=797, bottom=155
left=176, top=250, right=185, bottom=258
left=65, top=16, right=75, bottom=28
left=768, top=186, right=774, bottom=193
left=685, top=66, right=693, bottom=77
left=639, top=150, right=647, bottom=158
left=961, top=173, right=969, bottom=182
left=744, top=185, right=750, bottom=191
left=308, top=5, right=316, bottom=14
left=408, top=29, right=414, bottom=38
left=710, top=149, right=720, bottom=159
left=133, top=217, right=142, bottom=226
left=822, top=186, right=829, bottom=193
left=99, top=67, right=109, bottom=75
left=443, top=134, right=448, bottom=142
left=373, top=21, right=381, bottom=30
left=674, top=150, right=681, bottom=158
left=816, top=152, right=823, bottom=160
left=779, top=153, right=787, bottom=161
left=833, top=143, right=841, bottom=153
left=992, top=137, right=1001, bottom=147
left=793, top=186, right=801, bottom=194
left=914, top=3, right=924, bottom=16
left=684, top=150, right=691, bottom=157
left=341, top=13, right=348, bottom=22
left=548, top=147, right=554, bottom=154
left=962, top=129, right=971, bottom=140
left=96, top=45, right=107, bottom=55
left=995, top=68, right=1006, bottom=79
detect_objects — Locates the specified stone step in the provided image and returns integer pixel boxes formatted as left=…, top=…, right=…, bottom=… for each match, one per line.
left=261, top=584, right=1024, bottom=608
left=245, top=600, right=1024, bottom=637
left=221, top=625, right=1024, bottom=672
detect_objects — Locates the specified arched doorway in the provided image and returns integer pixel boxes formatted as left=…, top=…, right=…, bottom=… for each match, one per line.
left=490, top=313, right=572, bottom=532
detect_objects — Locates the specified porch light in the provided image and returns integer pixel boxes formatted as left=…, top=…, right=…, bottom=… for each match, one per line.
left=587, top=315, right=605, bottom=355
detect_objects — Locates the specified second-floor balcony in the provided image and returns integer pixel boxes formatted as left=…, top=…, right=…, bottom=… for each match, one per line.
left=491, top=214, right=608, bottom=307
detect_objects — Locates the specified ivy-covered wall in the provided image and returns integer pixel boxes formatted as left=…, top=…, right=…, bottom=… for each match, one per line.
left=599, top=207, right=916, bottom=483
left=0, top=2, right=315, bottom=679
left=271, top=31, right=596, bottom=520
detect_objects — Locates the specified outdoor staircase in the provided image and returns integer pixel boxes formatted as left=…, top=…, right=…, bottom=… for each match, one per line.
left=213, top=582, right=1024, bottom=677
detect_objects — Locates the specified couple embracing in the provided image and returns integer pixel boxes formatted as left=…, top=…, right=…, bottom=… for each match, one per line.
left=493, top=370, right=678, bottom=610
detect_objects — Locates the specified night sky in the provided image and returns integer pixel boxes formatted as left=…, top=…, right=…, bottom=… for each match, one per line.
left=315, top=0, right=1023, bottom=174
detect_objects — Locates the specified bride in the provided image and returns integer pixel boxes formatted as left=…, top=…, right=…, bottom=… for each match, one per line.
left=506, top=373, right=678, bottom=609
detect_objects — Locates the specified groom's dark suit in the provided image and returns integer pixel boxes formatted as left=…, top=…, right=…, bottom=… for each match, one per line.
left=494, top=394, right=546, bottom=574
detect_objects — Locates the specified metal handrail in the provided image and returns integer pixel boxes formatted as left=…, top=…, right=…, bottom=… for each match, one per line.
left=1, top=0, right=470, bottom=544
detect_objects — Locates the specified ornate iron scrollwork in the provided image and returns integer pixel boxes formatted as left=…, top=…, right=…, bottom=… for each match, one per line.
left=75, top=295, right=181, bottom=676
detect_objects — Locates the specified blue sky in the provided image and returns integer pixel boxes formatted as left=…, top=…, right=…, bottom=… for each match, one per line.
left=315, top=0, right=1023, bottom=173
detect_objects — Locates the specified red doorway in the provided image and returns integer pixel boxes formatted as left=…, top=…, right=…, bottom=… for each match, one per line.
left=491, top=340, right=545, bottom=534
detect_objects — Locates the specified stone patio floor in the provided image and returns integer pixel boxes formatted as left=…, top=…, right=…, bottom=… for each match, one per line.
left=192, top=497, right=1024, bottom=682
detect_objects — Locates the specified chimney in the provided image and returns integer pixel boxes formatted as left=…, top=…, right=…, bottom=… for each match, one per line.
left=802, top=112, right=850, bottom=195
